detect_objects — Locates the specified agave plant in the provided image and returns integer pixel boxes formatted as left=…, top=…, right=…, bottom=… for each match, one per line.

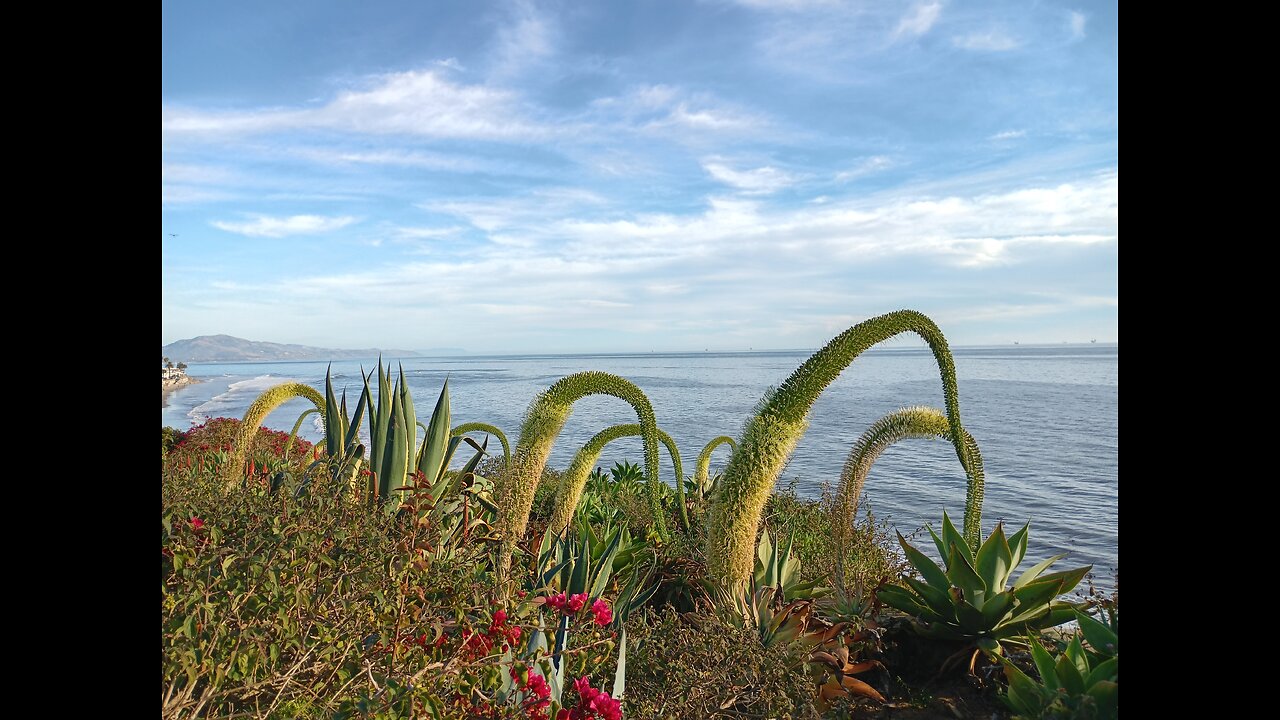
left=999, top=628, right=1117, bottom=720
left=754, top=528, right=830, bottom=603
left=808, top=622, right=886, bottom=710
left=691, top=435, right=736, bottom=500
left=877, top=512, right=1090, bottom=671
left=225, top=381, right=326, bottom=488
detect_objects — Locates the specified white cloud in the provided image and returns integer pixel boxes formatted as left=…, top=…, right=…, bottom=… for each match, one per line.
left=894, top=2, right=943, bottom=39
left=489, top=0, right=556, bottom=78
left=1068, top=11, right=1087, bottom=40
left=835, top=156, right=892, bottom=181
left=953, top=30, right=1020, bottom=51
left=212, top=214, right=359, bottom=238
left=163, top=70, right=543, bottom=141
left=703, top=160, right=800, bottom=194
left=593, top=84, right=769, bottom=134
left=435, top=57, right=465, bottom=71
left=989, top=130, right=1026, bottom=141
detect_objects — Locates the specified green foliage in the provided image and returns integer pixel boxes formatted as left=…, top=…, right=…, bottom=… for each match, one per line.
left=707, top=309, right=981, bottom=589
left=497, top=371, right=665, bottom=582
left=692, top=435, right=736, bottom=499
left=162, top=426, right=185, bottom=455
left=754, top=527, right=831, bottom=603
left=877, top=513, right=1091, bottom=662
left=225, top=382, right=326, bottom=488
left=547, top=425, right=686, bottom=540
left=1000, top=630, right=1118, bottom=720
left=834, top=406, right=984, bottom=594
left=625, top=609, right=819, bottom=719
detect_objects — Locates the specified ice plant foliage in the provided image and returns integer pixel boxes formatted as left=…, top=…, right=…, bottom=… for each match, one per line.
left=706, top=309, right=980, bottom=589
left=832, top=406, right=985, bottom=593
left=547, top=423, right=687, bottom=539
left=496, top=371, right=664, bottom=581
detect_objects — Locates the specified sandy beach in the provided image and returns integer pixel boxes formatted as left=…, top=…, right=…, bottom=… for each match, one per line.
left=162, top=376, right=202, bottom=408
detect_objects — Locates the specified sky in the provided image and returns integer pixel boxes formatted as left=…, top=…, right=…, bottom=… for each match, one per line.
left=162, top=0, right=1117, bottom=353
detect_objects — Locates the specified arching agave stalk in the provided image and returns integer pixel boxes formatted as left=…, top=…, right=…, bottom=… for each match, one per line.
left=283, top=407, right=320, bottom=460
left=451, top=422, right=511, bottom=468
left=706, top=309, right=978, bottom=589
left=225, top=382, right=325, bottom=488
left=693, top=436, right=737, bottom=499
left=496, top=371, right=663, bottom=581
left=546, top=423, right=686, bottom=538
left=832, top=406, right=984, bottom=593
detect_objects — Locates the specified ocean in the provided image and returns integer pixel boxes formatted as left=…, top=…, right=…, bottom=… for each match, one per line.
left=162, top=344, right=1118, bottom=591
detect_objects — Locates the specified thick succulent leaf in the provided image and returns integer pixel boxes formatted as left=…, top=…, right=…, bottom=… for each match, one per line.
left=954, top=596, right=988, bottom=632
left=1087, top=680, right=1118, bottom=720
left=398, top=366, right=417, bottom=473
left=926, top=524, right=949, bottom=563
left=819, top=679, right=848, bottom=703
left=1075, top=609, right=1118, bottom=658
left=946, top=544, right=987, bottom=598
left=1000, top=658, right=1047, bottom=716
left=1063, top=635, right=1090, bottom=678
left=979, top=590, right=1016, bottom=630
left=1033, top=565, right=1092, bottom=596
left=1027, top=602, right=1080, bottom=631
left=1013, top=553, right=1067, bottom=589
left=974, top=523, right=1013, bottom=591
left=417, top=379, right=451, bottom=482
left=839, top=676, right=885, bottom=703
left=612, top=627, right=627, bottom=699
left=1006, top=522, right=1030, bottom=571
left=941, top=511, right=975, bottom=566
left=898, top=531, right=951, bottom=592
left=589, top=526, right=623, bottom=599
left=1087, top=656, right=1118, bottom=686
left=1054, top=652, right=1086, bottom=696
left=902, top=576, right=955, bottom=619
left=324, top=364, right=341, bottom=459
left=877, top=585, right=949, bottom=624
left=758, top=528, right=773, bottom=573
left=1029, top=637, right=1058, bottom=690
left=344, top=379, right=370, bottom=452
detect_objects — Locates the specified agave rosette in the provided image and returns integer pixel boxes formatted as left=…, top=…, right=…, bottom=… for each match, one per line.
left=877, top=512, right=1090, bottom=655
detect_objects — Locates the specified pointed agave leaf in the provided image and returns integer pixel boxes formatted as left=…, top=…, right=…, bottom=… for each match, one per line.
left=1000, top=657, right=1047, bottom=716
left=974, top=523, right=1013, bottom=591
left=417, top=379, right=452, bottom=482
left=1034, top=564, right=1093, bottom=596
left=589, top=527, right=623, bottom=599
left=1075, top=609, right=1118, bottom=657
left=758, top=528, right=773, bottom=576
left=1087, top=656, right=1118, bottom=686
left=946, top=544, right=987, bottom=598
left=1029, top=637, right=1059, bottom=690
left=779, top=533, right=798, bottom=589
left=1054, top=651, right=1086, bottom=695
left=979, top=590, right=1017, bottom=630
left=954, top=596, right=987, bottom=631
left=1063, top=635, right=1090, bottom=678
left=926, top=524, right=948, bottom=562
left=343, top=375, right=370, bottom=453
left=877, top=585, right=949, bottom=624
left=1087, top=680, right=1118, bottom=720
left=569, top=539, right=590, bottom=596
left=611, top=627, right=626, bottom=700
left=898, top=531, right=950, bottom=592
left=1013, top=553, right=1067, bottom=588
left=1006, top=522, right=1030, bottom=571
left=398, top=365, right=417, bottom=471
left=324, top=364, right=342, bottom=459
left=901, top=576, right=955, bottom=619
left=941, top=511, right=975, bottom=566
left=1006, top=579, right=1065, bottom=624
left=380, top=390, right=409, bottom=509
left=839, top=676, right=885, bottom=703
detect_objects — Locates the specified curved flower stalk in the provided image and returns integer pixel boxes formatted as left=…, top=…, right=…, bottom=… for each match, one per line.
left=706, top=309, right=978, bottom=588
left=283, top=408, right=320, bottom=460
left=832, top=406, right=984, bottom=593
left=693, top=436, right=737, bottom=498
left=496, top=372, right=663, bottom=581
left=546, top=423, right=686, bottom=538
left=451, top=422, right=511, bottom=468
left=225, top=383, right=325, bottom=488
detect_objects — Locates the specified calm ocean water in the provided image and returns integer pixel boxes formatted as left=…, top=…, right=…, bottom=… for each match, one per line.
left=162, top=345, right=1118, bottom=591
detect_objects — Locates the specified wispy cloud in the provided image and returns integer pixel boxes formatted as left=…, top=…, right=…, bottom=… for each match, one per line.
left=835, top=156, right=892, bottom=182
left=703, top=159, right=800, bottom=194
left=989, top=130, right=1026, bottom=141
left=163, top=70, right=543, bottom=141
left=894, top=2, right=943, bottom=39
left=953, top=30, right=1020, bottom=51
left=212, top=214, right=359, bottom=238
left=488, top=0, right=556, bottom=79
left=1068, top=11, right=1087, bottom=40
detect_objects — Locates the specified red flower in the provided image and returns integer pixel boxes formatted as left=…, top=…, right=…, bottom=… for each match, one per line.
left=492, top=609, right=507, bottom=627
left=566, top=592, right=588, bottom=613
left=190, top=517, right=205, bottom=530
left=526, top=671, right=550, bottom=700
left=590, top=599, right=613, bottom=626
left=546, top=592, right=568, bottom=612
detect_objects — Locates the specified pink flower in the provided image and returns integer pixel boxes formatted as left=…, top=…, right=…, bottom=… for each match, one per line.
left=190, top=517, right=205, bottom=530
left=566, top=592, right=588, bottom=613
left=546, top=592, right=568, bottom=612
left=574, top=675, right=597, bottom=703
left=590, top=599, right=613, bottom=626
left=591, top=692, right=622, bottom=720
left=526, top=671, right=551, bottom=700
left=492, top=609, right=507, bottom=627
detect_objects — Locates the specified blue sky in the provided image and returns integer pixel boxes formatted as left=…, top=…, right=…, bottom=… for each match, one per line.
left=162, top=0, right=1117, bottom=353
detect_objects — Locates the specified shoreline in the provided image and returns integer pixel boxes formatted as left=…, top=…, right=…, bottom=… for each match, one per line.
left=162, top=376, right=203, bottom=409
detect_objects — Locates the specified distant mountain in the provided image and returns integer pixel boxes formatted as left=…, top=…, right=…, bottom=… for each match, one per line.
left=161, top=335, right=428, bottom=363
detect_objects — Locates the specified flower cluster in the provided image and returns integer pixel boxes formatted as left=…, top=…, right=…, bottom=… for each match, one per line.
left=510, top=663, right=552, bottom=720
left=556, top=676, right=621, bottom=720
left=544, top=593, right=613, bottom=626
left=460, top=607, right=523, bottom=659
